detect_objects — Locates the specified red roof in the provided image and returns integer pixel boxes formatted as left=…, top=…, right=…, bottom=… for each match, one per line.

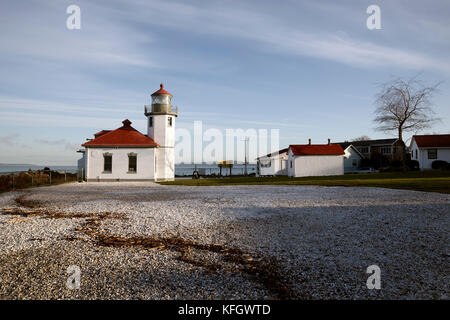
left=151, top=83, right=172, bottom=96
left=94, top=130, right=111, bottom=138
left=289, top=144, right=345, bottom=156
left=413, top=134, right=450, bottom=148
left=82, top=119, right=158, bottom=147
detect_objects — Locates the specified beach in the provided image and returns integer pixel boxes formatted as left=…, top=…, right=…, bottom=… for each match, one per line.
left=0, top=182, right=448, bottom=299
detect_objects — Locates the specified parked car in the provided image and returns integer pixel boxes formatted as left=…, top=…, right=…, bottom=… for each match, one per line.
left=357, top=167, right=378, bottom=173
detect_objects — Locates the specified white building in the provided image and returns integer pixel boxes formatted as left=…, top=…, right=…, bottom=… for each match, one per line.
left=256, top=148, right=288, bottom=176
left=287, top=140, right=345, bottom=177
left=410, top=134, right=450, bottom=170
left=78, top=84, right=178, bottom=182
left=338, top=143, right=364, bottom=173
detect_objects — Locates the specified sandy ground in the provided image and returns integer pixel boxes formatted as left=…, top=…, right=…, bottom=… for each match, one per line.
left=0, top=182, right=448, bottom=299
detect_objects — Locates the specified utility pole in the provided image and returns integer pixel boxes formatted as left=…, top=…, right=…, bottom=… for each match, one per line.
left=241, top=137, right=249, bottom=176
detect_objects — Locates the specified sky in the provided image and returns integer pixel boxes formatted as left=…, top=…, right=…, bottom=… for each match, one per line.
left=0, top=0, right=449, bottom=165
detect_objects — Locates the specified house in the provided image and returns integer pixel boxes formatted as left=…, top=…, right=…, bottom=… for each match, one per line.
left=338, top=143, right=364, bottom=173
left=410, top=134, right=450, bottom=170
left=337, top=138, right=403, bottom=168
left=78, top=83, right=178, bottom=182
left=287, top=139, right=345, bottom=177
left=256, top=148, right=288, bottom=176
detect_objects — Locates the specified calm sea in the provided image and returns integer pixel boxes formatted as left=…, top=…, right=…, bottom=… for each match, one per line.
left=175, top=164, right=257, bottom=176
left=0, top=165, right=78, bottom=174
left=0, top=164, right=257, bottom=176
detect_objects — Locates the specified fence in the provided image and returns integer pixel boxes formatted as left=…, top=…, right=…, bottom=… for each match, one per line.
left=0, top=170, right=78, bottom=193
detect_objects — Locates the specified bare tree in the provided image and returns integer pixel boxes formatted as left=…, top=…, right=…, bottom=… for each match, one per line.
left=353, top=135, right=371, bottom=141
left=373, top=76, right=440, bottom=171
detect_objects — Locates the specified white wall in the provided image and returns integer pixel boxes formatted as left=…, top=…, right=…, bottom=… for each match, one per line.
left=148, top=114, right=176, bottom=181
left=344, top=146, right=362, bottom=173
left=258, top=152, right=288, bottom=176
left=86, top=147, right=155, bottom=181
left=288, top=150, right=344, bottom=177
left=148, top=114, right=175, bottom=147
left=155, top=147, right=175, bottom=181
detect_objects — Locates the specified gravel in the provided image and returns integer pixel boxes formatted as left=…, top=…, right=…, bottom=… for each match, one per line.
left=0, top=182, right=449, bottom=299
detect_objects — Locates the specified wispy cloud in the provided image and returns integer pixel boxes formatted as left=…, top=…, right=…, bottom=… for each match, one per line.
left=0, top=0, right=155, bottom=68
left=0, top=133, right=19, bottom=146
left=0, top=97, right=142, bottom=116
left=2, top=0, right=448, bottom=74
left=119, top=0, right=450, bottom=74
left=34, top=138, right=79, bottom=151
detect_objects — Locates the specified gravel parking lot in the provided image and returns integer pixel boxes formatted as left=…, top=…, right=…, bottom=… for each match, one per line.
left=0, top=182, right=448, bottom=299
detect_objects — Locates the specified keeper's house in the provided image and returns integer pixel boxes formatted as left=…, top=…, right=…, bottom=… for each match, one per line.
left=287, top=140, right=345, bottom=177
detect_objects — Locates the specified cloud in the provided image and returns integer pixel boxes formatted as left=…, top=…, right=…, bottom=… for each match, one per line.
left=120, top=0, right=450, bottom=74
left=0, top=133, right=19, bottom=146
left=1, top=0, right=448, bottom=76
left=0, top=0, right=155, bottom=68
left=0, top=97, right=142, bottom=116
left=34, top=138, right=79, bottom=151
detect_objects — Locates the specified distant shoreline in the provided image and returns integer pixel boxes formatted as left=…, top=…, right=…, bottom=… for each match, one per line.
left=0, top=165, right=78, bottom=173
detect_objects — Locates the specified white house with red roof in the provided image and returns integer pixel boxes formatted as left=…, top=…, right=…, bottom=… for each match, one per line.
left=410, top=134, right=450, bottom=170
left=79, top=84, right=178, bottom=181
left=287, top=139, right=345, bottom=177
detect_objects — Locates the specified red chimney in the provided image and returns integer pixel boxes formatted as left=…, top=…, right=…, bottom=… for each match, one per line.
left=308, top=138, right=311, bottom=145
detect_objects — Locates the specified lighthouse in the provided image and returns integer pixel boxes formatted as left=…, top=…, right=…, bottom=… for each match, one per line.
left=78, top=83, right=178, bottom=182
left=145, top=83, right=178, bottom=181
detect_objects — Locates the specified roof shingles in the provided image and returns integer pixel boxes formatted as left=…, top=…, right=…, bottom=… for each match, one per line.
left=289, top=144, right=344, bottom=156
left=82, top=119, right=158, bottom=148
left=413, top=134, right=450, bottom=148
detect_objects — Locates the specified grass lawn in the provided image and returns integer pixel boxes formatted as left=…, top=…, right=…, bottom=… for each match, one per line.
left=160, top=171, right=450, bottom=194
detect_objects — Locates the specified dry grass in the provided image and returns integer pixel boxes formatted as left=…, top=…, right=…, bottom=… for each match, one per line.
left=0, top=171, right=77, bottom=193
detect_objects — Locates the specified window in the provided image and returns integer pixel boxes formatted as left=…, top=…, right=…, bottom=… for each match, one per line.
left=103, top=153, right=112, bottom=172
left=359, top=147, right=369, bottom=153
left=415, top=150, right=418, bottom=159
left=427, top=149, right=437, bottom=160
left=260, top=160, right=271, bottom=168
left=168, top=117, right=173, bottom=127
left=352, top=159, right=357, bottom=166
left=152, top=95, right=171, bottom=105
left=290, top=160, right=292, bottom=168
left=381, top=147, right=391, bottom=154
left=128, top=153, right=137, bottom=172
left=148, top=117, right=153, bottom=127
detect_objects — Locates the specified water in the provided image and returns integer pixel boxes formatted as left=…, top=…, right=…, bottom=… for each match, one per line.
left=0, top=164, right=257, bottom=176
left=0, top=165, right=78, bottom=174
left=175, top=163, right=257, bottom=176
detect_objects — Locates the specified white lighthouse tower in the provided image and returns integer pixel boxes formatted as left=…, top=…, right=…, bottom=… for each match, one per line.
left=145, top=83, right=178, bottom=181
